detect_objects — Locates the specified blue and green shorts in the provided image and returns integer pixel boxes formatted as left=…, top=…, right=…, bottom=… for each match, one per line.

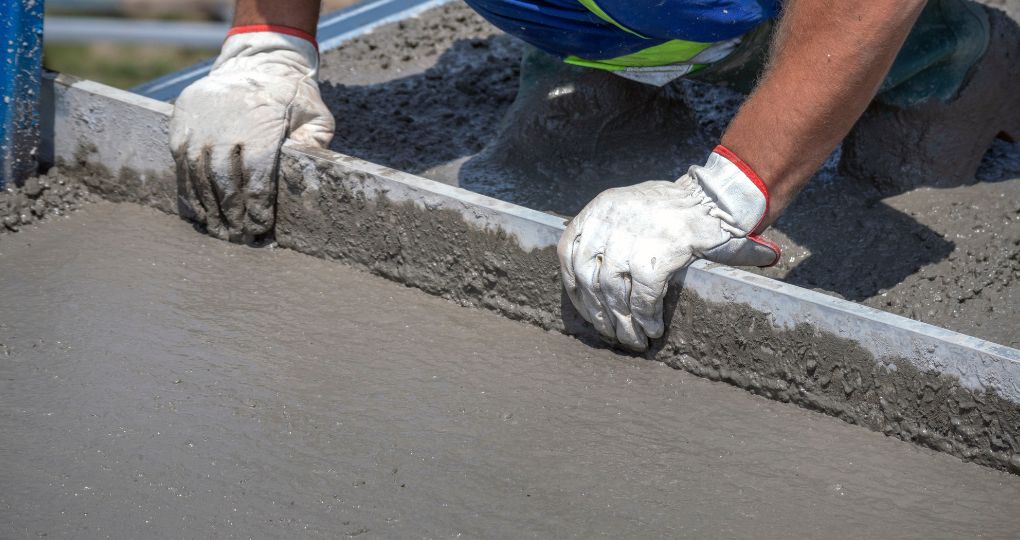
left=464, top=0, right=990, bottom=104
left=463, top=0, right=780, bottom=85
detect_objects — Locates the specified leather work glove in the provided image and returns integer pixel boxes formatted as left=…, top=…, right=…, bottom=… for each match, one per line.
left=557, top=145, right=781, bottom=351
left=170, top=27, right=335, bottom=242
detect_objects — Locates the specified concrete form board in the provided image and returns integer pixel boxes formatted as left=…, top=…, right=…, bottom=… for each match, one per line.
left=41, top=72, right=1020, bottom=470
left=278, top=143, right=1020, bottom=399
left=41, top=73, right=179, bottom=213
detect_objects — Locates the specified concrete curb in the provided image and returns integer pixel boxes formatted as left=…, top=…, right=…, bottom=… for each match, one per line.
left=40, top=72, right=1020, bottom=473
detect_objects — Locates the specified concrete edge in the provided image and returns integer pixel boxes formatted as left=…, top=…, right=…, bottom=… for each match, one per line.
left=282, top=143, right=564, bottom=251
left=41, top=68, right=1020, bottom=471
left=280, top=142, right=1020, bottom=403
left=40, top=72, right=179, bottom=213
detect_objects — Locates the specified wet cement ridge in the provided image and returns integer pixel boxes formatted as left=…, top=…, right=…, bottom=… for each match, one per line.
left=276, top=144, right=1020, bottom=473
left=663, top=290, right=1020, bottom=474
left=42, top=62, right=1020, bottom=471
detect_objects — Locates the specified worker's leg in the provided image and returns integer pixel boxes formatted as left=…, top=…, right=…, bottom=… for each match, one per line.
left=463, top=0, right=774, bottom=84
left=457, top=46, right=705, bottom=215
left=840, top=0, right=1020, bottom=190
left=458, top=0, right=775, bottom=213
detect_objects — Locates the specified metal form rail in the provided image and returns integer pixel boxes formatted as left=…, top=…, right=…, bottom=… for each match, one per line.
left=131, top=0, right=453, bottom=101
left=40, top=72, right=1020, bottom=473
left=43, top=17, right=230, bottom=47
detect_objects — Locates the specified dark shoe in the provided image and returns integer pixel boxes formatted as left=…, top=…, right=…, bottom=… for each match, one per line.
left=457, top=48, right=708, bottom=215
left=840, top=5, right=1020, bottom=193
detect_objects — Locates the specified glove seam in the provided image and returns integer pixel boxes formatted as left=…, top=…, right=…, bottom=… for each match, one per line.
left=228, top=24, right=319, bottom=50
left=711, top=144, right=769, bottom=234
left=748, top=234, right=782, bottom=267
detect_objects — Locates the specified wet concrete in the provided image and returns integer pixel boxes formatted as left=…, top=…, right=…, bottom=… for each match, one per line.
left=319, top=1, right=1020, bottom=347
left=762, top=174, right=1020, bottom=349
left=3, top=201, right=1020, bottom=538
left=0, top=167, right=95, bottom=233
left=276, top=148, right=1020, bottom=473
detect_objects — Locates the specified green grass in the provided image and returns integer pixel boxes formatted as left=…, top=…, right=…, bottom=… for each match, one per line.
left=44, top=43, right=216, bottom=89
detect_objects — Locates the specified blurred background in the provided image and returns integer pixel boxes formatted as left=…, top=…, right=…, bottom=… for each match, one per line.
left=44, top=0, right=361, bottom=89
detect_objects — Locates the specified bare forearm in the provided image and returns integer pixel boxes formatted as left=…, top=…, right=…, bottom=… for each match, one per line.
left=233, top=0, right=322, bottom=36
left=721, top=0, right=926, bottom=226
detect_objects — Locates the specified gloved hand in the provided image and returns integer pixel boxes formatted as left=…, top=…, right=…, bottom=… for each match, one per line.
left=557, top=145, right=781, bottom=351
left=169, top=27, right=335, bottom=242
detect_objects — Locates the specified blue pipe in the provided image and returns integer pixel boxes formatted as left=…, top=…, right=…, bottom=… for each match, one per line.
left=1, top=0, right=44, bottom=188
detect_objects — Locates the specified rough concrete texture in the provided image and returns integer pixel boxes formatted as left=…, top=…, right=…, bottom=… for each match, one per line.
left=319, top=1, right=1020, bottom=347
left=319, top=2, right=526, bottom=174
left=4, top=201, right=1020, bottom=538
left=984, top=0, right=1020, bottom=20
left=661, top=289, right=1020, bottom=473
left=0, top=167, right=95, bottom=233
left=319, top=2, right=705, bottom=212
left=276, top=149, right=1020, bottom=473
left=276, top=150, right=572, bottom=334
left=760, top=175, right=1020, bottom=349
left=65, top=143, right=181, bottom=216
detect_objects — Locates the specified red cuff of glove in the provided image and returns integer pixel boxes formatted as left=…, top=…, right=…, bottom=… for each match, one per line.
left=712, top=144, right=770, bottom=235
left=227, top=24, right=318, bottom=50
left=711, top=144, right=781, bottom=267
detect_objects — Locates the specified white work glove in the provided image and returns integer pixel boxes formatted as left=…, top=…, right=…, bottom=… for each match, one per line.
left=170, top=28, right=335, bottom=242
left=558, top=146, right=781, bottom=351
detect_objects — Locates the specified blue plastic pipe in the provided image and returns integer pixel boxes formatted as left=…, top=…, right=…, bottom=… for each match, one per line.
left=1, top=0, right=44, bottom=188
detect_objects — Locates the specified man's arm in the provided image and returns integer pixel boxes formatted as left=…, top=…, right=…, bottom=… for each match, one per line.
left=722, top=0, right=927, bottom=226
left=558, top=0, right=932, bottom=350
left=233, top=0, right=321, bottom=36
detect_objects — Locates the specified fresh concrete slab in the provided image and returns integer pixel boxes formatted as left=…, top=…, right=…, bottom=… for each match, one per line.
left=2, top=201, right=1019, bottom=538
left=37, top=36, right=1020, bottom=472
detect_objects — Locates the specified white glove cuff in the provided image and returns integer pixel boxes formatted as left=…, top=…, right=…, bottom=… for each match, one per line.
left=215, top=27, right=320, bottom=79
left=687, top=145, right=769, bottom=234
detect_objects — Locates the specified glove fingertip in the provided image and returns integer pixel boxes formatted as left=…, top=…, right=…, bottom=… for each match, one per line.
left=618, top=333, right=649, bottom=352
left=639, top=318, right=665, bottom=340
left=611, top=313, right=648, bottom=352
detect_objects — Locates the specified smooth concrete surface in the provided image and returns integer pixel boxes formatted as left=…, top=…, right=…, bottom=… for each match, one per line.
left=2, top=202, right=1020, bottom=539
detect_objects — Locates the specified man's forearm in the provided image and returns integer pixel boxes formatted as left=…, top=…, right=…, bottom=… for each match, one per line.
left=720, top=0, right=926, bottom=226
left=233, top=0, right=322, bottom=36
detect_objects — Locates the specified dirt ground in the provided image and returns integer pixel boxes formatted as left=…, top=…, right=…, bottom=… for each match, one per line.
left=320, top=1, right=1020, bottom=348
left=2, top=201, right=1019, bottom=538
